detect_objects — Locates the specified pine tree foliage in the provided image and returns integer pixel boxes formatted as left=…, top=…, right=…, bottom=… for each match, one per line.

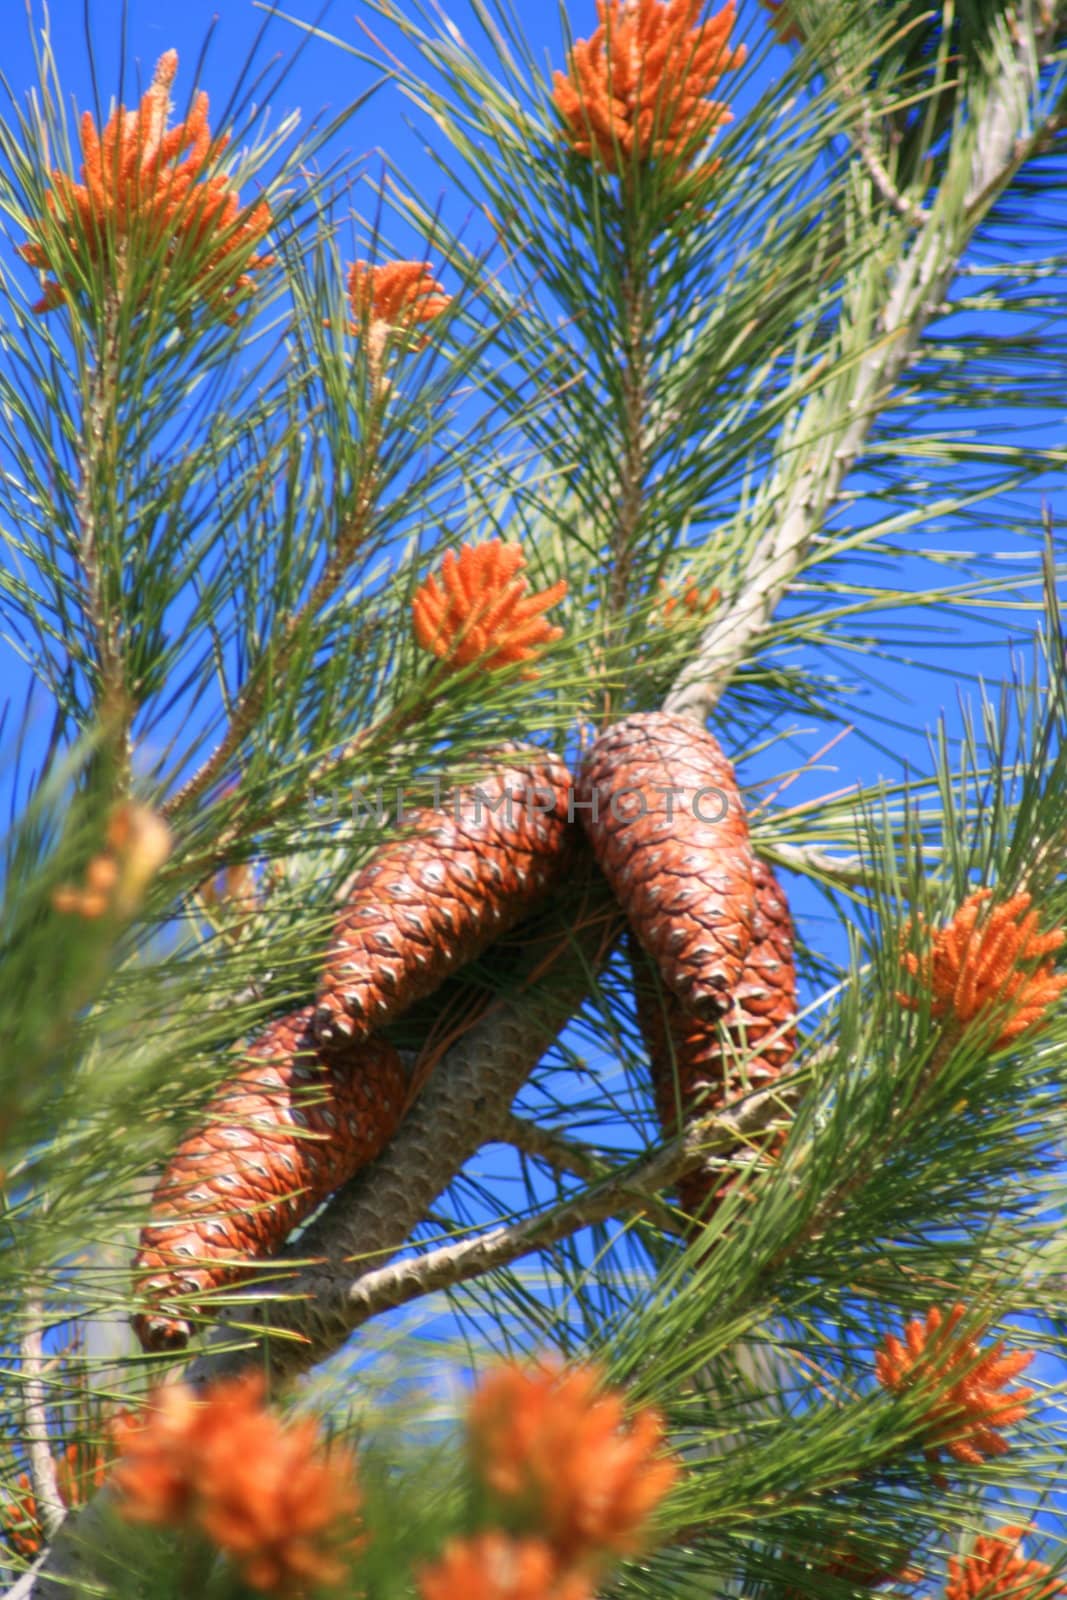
left=1, top=0, right=1067, bottom=1595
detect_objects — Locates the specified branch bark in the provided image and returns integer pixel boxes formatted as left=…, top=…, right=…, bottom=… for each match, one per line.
left=853, top=109, right=930, bottom=226
left=19, top=1301, right=65, bottom=1543
left=294, top=1075, right=798, bottom=1334
left=497, top=1110, right=610, bottom=1184
left=664, top=12, right=1057, bottom=726
left=765, top=841, right=879, bottom=890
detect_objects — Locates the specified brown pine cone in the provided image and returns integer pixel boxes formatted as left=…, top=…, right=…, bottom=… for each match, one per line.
left=314, top=750, right=574, bottom=1044
left=633, top=857, right=797, bottom=1220
left=576, top=712, right=756, bottom=1017
left=132, top=1007, right=406, bottom=1352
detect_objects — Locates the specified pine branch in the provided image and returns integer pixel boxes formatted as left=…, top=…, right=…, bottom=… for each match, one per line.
left=206, top=9, right=1060, bottom=1399
left=78, top=300, right=130, bottom=782
left=161, top=358, right=392, bottom=822
left=16, top=1078, right=797, bottom=1599
left=497, top=1109, right=607, bottom=1183
left=14, top=15, right=1067, bottom=1596
left=853, top=109, right=930, bottom=227
left=608, top=255, right=651, bottom=626
left=161, top=516, right=381, bottom=819
left=18, top=901, right=618, bottom=1594
left=7, top=1556, right=48, bottom=1600
left=824, top=29, right=933, bottom=228
left=66, top=0, right=1061, bottom=1414
left=663, top=10, right=1059, bottom=726
left=764, top=841, right=877, bottom=890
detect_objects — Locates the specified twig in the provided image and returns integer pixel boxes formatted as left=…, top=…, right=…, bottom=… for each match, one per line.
left=6, top=1554, right=48, bottom=1600
left=855, top=111, right=930, bottom=226
left=78, top=300, right=131, bottom=784
left=173, top=698, right=409, bottom=887
left=163, top=407, right=387, bottom=820
left=766, top=841, right=877, bottom=890
left=497, top=1110, right=606, bottom=1183
left=20, top=1299, right=65, bottom=1542
left=663, top=17, right=1053, bottom=726
left=607, top=257, right=650, bottom=627
left=163, top=542, right=368, bottom=819
left=965, top=103, right=1067, bottom=219
left=828, top=23, right=934, bottom=233
left=498, top=1110, right=682, bottom=1234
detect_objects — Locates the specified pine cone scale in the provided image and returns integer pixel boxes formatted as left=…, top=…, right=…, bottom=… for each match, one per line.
left=315, top=752, right=574, bottom=1043
left=633, top=856, right=798, bottom=1222
left=577, top=712, right=757, bottom=1016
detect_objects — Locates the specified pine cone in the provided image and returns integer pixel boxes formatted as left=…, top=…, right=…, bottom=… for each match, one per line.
left=577, top=712, right=756, bottom=1016
left=633, top=858, right=797, bottom=1220
left=133, top=1007, right=407, bottom=1352
left=315, top=750, right=574, bottom=1044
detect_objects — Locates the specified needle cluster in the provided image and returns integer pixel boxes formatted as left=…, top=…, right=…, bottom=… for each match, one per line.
left=875, top=1304, right=1034, bottom=1468
left=19, top=50, right=273, bottom=316
left=412, top=540, right=568, bottom=677
left=553, top=0, right=745, bottom=175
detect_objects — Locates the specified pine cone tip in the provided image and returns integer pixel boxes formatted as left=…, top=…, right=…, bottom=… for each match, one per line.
left=132, top=1310, right=192, bottom=1353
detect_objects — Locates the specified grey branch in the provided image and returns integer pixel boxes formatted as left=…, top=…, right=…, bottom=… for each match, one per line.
left=664, top=14, right=1053, bottom=726
left=19, top=1302, right=65, bottom=1542
left=854, top=111, right=930, bottom=226
left=766, top=841, right=877, bottom=890
left=6, top=1556, right=48, bottom=1600
left=497, top=1110, right=607, bottom=1183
